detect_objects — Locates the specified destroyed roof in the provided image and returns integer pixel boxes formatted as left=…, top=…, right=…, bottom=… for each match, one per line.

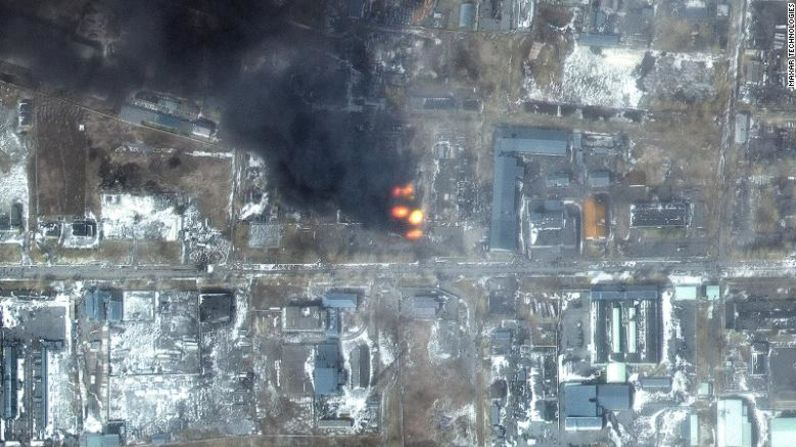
left=199, top=291, right=234, bottom=324
left=630, top=202, right=690, bottom=228
left=546, top=173, right=570, bottom=188
left=284, top=305, right=327, bottom=331
left=491, top=329, right=513, bottom=355
left=405, top=295, right=441, bottom=319
left=530, top=202, right=565, bottom=230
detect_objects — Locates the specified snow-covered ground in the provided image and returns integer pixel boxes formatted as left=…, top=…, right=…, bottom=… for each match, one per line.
left=0, top=105, right=30, bottom=241
left=101, top=193, right=182, bottom=241
left=660, top=288, right=682, bottom=365
left=525, top=45, right=646, bottom=109
left=122, top=291, right=155, bottom=321
left=514, top=0, right=534, bottom=30
left=45, top=350, right=79, bottom=439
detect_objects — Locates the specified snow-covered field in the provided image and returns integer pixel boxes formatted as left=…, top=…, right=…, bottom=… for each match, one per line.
left=101, top=193, right=182, bottom=241
left=0, top=105, right=30, bottom=240
left=45, top=350, right=79, bottom=439
left=525, top=45, right=646, bottom=109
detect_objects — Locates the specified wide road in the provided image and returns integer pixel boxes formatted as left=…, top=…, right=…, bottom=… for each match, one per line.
left=1, top=257, right=795, bottom=281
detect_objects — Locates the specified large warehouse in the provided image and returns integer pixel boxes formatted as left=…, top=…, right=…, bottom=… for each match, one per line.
left=590, top=284, right=662, bottom=365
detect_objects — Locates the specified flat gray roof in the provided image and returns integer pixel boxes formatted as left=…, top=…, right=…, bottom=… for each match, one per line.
left=490, top=128, right=570, bottom=252
left=579, top=33, right=621, bottom=48
left=494, top=127, right=569, bottom=156
left=490, top=154, right=523, bottom=251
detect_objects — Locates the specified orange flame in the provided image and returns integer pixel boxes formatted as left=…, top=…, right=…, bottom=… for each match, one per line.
left=407, top=209, right=424, bottom=226
left=391, top=205, right=410, bottom=219
left=391, top=184, right=415, bottom=199
left=405, top=228, right=424, bottom=240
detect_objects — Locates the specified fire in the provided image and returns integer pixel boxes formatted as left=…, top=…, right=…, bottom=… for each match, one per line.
left=389, top=183, right=425, bottom=241
left=407, top=209, right=424, bottom=226
left=391, top=184, right=415, bottom=199
left=405, top=228, right=424, bottom=240
left=391, top=205, right=410, bottom=219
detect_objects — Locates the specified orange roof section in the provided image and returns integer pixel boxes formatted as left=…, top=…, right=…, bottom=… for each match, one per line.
left=583, top=197, right=608, bottom=240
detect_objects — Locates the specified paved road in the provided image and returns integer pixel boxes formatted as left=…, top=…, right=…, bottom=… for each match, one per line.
left=2, top=256, right=795, bottom=282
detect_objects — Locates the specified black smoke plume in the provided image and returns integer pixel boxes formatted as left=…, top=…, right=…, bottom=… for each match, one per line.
left=0, top=0, right=413, bottom=226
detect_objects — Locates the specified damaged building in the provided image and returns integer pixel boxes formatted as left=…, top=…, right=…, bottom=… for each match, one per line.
left=490, top=127, right=570, bottom=252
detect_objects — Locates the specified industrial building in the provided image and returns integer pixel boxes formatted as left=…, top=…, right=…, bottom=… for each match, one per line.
left=80, top=433, right=121, bottom=447
left=735, top=112, right=750, bottom=144
left=322, top=292, right=359, bottom=309
left=588, top=170, right=611, bottom=188
left=283, top=305, right=327, bottom=332
left=591, top=284, right=662, bottom=364
left=349, top=344, right=370, bottom=389
left=403, top=295, right=442, bottom=319
left=17, top=99, right=32, bottom=131
left=314, top=341, right=346, bottom=396
left=630, top=202, right=690, bottom=228
left=716, top=398, right=753, bottom=447
left=199, top=290, right=234, bottom=324
left=562, top=383, right=632, bottom=431
left=727, top=297, right=796, bottom=332
left=578, top=33, right=622, bottom=48
left=458, top=3, right=476, bottom=30
left=119, top=91, right=217, bottom=138
left=639, top=376, right=672, bottom=392
left=85, top=289, right=123, bottom=322
left=490, top=127, right=571, bottom=252
left=2, top=343, right=17, bottom=419
left=527, top=200, right=579, bottom=256
left=771, top=417, right=796, bottom=447
left=769, top=347, right=796, bottom=409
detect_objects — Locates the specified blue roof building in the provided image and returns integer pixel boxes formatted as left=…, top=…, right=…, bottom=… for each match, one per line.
left=85, top=290, right=107, bottom=321
left=106, top=294, right=123, bottom=322
left=490, top=155, right=524, bottom=252
left=81, top=433, right=121, bottom=447
left=86, top=290, right=122, bottom=322
left=490, top=128, right=570, bottom=252
left=494, top=127, right=569, bottom=157
left=459, top=3, right=476, bottom=30
left=314, top=342, right=345, bottom=396
left=322, top=292, right=358, bottom=309
left=578, top=33, right=622, bottom=48
left=2, top=344, right=17, bottom=420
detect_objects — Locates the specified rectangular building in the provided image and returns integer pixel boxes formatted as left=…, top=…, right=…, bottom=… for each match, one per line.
left=591, top=285, right=662, bottom=364
left=716, top=398, right=752, bottom=447
left=630, top=202, right=690, bottom=228
left=490, top=127, right=570, bottom=252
